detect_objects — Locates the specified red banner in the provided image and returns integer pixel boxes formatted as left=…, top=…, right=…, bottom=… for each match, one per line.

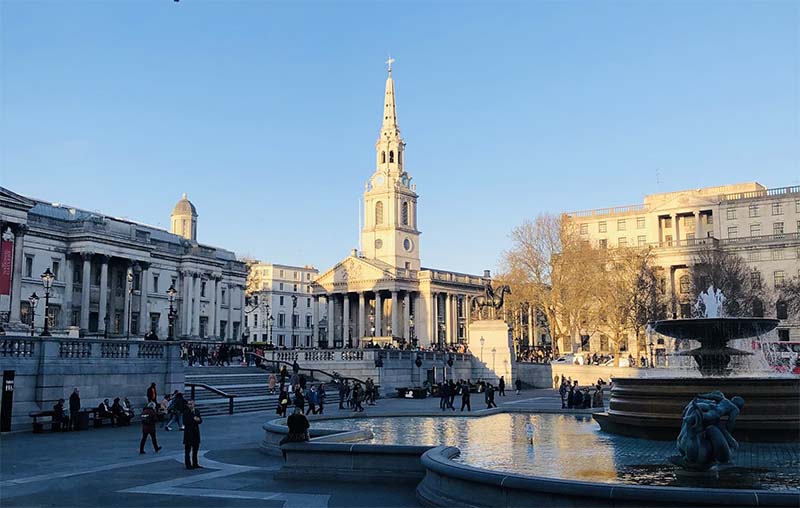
left=0, top=239, right=12, bottom=295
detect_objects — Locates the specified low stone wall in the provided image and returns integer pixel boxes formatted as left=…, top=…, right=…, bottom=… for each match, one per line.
left=0, top=335, right=183, bottom=431
left=416, top=446, right=799, bottom=507
left=516, top=362, right=663, bottom=388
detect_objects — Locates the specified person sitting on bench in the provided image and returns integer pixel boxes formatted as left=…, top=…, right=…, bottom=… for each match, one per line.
left=97, top=399, right=117, bottom=426
left=112, top=397, right=132, bottom=426
left=53, top=399, right=67, bottom=431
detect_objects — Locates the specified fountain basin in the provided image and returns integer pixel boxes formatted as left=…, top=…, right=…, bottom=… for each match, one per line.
left=594, top=377, right=800, bottom=442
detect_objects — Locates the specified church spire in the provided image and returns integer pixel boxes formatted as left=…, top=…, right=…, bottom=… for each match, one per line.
left=376, top=56, right=405, bottom=175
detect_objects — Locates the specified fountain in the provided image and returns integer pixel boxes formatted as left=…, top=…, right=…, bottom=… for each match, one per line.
left=594, top=287, right=800, bottom=442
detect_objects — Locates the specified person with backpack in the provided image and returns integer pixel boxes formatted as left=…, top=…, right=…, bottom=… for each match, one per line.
left=165, top=391, right=186, bottom=431
left=139, top=402, right=162, bottom=454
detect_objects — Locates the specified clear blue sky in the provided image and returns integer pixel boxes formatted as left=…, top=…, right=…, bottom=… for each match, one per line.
left=1, top=1, right=798, bottom=274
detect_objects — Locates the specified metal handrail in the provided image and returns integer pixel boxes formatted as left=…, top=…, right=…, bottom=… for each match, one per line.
left=245, top=351, right=370, bottom=387
left=185, top=382, right=236, bottom=415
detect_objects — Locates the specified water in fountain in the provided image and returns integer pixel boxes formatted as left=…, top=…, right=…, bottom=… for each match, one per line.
left=696, top=285, right=725, bottom=318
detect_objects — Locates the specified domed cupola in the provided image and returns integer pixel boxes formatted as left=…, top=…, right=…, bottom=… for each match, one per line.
left=170, top=193, right=198, bottom=241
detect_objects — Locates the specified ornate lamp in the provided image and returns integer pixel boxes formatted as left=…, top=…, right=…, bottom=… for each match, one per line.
left=40, top=268, right=55, bottom=336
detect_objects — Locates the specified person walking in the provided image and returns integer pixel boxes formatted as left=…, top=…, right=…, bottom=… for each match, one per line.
left=279, top=365, right=289, bottom=385
left=460, top=383, right=471, bottom=412
left=351, top=383, right=364, bottom=412
left=292, top=359, right=300, bottom=375
left=293, top=387, right=305, bottom=414
left=559, top=380, right=568, bottom=409
left=305, top=386, right=318, bottom=415
left=147, top=382, right=158, bottom=404
left=498, top=376, right=506, bottom=396
left=338, top=380, right=347, bottom=410
left=277, top=388, right=290, bottom=417
left=486, top=383, right=497, bottom=409
left=318, top=383, right=326, bottom=414
left=439, top=382, right=449, bottom=411
left=515, top=378, right=522, bottom=395
left=139, top=402, right=162, bottom=454
left=68, top=387, right=81, bottom=431
left=268, top=373, right=277, bottom=394
left=182, top=400, right=203, bottom=469
left=165, top=391, right=186, bottom=431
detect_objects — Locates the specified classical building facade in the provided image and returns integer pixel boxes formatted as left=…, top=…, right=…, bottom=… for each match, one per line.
left=309, top=63, right=487, bottom=349
left=0, top=188, right=247, bottom=340
left=565, top=182, right=800, bottom=357
left=245, top=262, right=323, bottom=347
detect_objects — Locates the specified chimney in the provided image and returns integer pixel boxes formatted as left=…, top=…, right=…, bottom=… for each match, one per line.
left=483, top=269, right=491, bottom=278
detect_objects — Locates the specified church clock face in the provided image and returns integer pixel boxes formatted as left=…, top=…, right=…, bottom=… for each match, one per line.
left=403, top=238, right=412, bottom=252
left=375, top=239, right=383, bottom=249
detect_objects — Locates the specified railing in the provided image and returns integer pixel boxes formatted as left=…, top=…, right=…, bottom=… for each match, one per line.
left=721, top=185, right=800, bottom=202
left=101, top=342, right=130, bottom=358
left=271, top=349, right=372, bottom=363
left=60, top=341, right=92, bottom=358
left=720, top=232, right=800, bottom=246
left=185, top=383, right=236, bottom=415
left=247, top=352, right=368, bottom=387
left=0, top=339, right=36, bottom=357
left=568, top=203, right=647, bottom=219
left=138, top=343, right=165, bottom=358
left=654, top=237, right=720, bottom=249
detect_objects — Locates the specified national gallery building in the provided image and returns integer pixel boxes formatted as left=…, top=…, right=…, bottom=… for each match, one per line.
left=309, top=63, right=488, bottom=349
left=0, top=188, right=247, bottom=341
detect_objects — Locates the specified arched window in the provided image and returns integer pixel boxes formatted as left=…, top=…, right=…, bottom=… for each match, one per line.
left=389, top=151, right=394, bottom=163
left=381, top=151, right=386, bottom=163
left=679, top=275, right=691, bottom=294
left=401, top=201, right=409, bottom=226
left=375, top=201, right=384, bottom=225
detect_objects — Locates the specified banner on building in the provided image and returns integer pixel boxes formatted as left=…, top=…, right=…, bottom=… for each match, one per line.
left=0, top=238, right=12, bottom=295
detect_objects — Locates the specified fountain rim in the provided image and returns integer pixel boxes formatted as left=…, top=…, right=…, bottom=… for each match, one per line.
left=649, top=317, right=780, bottom=339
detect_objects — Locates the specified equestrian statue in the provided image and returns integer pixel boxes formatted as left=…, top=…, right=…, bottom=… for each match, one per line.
left=472, top=282, right=511, bottom=320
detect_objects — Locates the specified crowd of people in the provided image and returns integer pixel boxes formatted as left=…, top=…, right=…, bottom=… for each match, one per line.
left=181, top=343, right=246, bottom=366
left=557, top=376, right=606, bottom=409
left=516, top=347, right=553, bottom=364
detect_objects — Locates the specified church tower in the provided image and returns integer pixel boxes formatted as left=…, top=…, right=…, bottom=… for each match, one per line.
left=361, top=59, right=421, bottom=271
left=171, top=193, right=198, bottom=242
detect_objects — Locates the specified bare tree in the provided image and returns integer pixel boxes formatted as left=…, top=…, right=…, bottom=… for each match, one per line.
left=689, top=246, right=768, bottom=317
left=778, top=275, right=800, bottom=318
left=503, top=214, right=602, bottom=356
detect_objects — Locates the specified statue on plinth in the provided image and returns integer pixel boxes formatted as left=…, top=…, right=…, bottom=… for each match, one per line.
left=472, top=282, right=511, bottom=320
left=671, top=390, right=744, bottom=471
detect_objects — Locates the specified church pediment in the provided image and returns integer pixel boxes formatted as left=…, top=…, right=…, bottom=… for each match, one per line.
left=646, top=192, right=719, bottom=214
left=313, top=256, right=395, bottom=290
left=0, top=186, right=35, bottom=212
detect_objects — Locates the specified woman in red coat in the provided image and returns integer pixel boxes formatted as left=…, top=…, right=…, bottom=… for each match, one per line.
left=139, top=402, right=162, bottom=454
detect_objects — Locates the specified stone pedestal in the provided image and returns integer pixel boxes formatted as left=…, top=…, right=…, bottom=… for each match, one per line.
left=468, top=320, right=514, bottom=384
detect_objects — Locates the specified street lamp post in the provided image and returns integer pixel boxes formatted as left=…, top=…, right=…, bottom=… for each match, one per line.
left=492, top=347, right=497, bottom=372
left=28, top=293, right=39, bottom=337
left=648, top=341, right=655, bottom=369
left=40, top=268, right=55, bottom=337
left=480, top=336, right=485, bottom=362
left=167, top=283, right=178, bottom=341
left=126, top=270, right=133, bottom=340
left=268, top=315, right=274, bottom=346
left=291, top=295, right=297, bottom=349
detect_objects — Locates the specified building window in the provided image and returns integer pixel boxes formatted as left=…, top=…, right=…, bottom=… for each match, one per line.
left=389, top=151, right=394, bottom=163
left=772, top=202, right=783, bottom=215
left=306, top=315, right=312, bottom=327
left=294, top=271, right=298, bottom=280
left=772, top=250, right=784, bottom=261
left=280, top=269, right=284, bottom=278
left=598, top=222, right=607, bottom=233
left=778, top=329, right=790, bottom=341
left=375, top=201, right=384, bottom=225
left=751, top=270, right=761, bottom=288
left=221, top=288, right=227, bottom=304
left=201, top=281, right=206, bottom=297
left=278, top=313, right=286, bottom=327
left=293, top=284, right=298, bottom=292
left=637, top=235, right=646, bottom=247
left=679, top=303, right=692, bottom=318
left=727, top=226, right=738, bottom=238
left=292, top=314, right=299, bottom=327
left=401, top=201, right=409, bottom=226
left=278, top=334, right=285, bottom=347
left=774, top=270, right=785, bottom=288
left=774, top=222, right=784, bottom=235
left=579, top=223, right=588, bottom=235
left=50, top=260, right=60, bottom=280
left=748, top=204, right=759, bottom=217
left=748, top=251, right=761, bottom=262
left=307, top=298, right=311, bottom=308
left=381, top=151, right=386, bottom=163
left=599, top=335, right=609, bottom=351
left=706, top=213, right=713, bottom=224
left=617, top=219, right=626, bottom=231
left=726, top=208, right=736, bottom=220
left=25, top=256, right=34, bottom=278
left=618, top=238, right=627, bottom=248
left=279, top=296, right=284, bottom=306
left=306, top=273, right=311, bottom=280
left=598, top=239, right=607, bottom=249
left=664, top=217, right=672, bottom=228
left=750, top=224, right=761, bottom=236
left=664, top=235, right=673, bottom=246
left=580, top=335, right=590, bottom=352
left=636, top=217, right=645, bottom=229
left=796, top=200, right=800, bottom=213
left=279, top=282, right=284, bottom=291
left=133, top=273, right=141, bottom=291
left=679, top=275, right=691, bottom=294
left=254, top=314, right=258, bottom=327
left=153, top=273, right=159, bottom=293
left=776, top=301, right=788, bottom=320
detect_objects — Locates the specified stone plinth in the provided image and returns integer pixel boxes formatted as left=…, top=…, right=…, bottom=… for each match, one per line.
left=468, top=320, right=513, bottom=384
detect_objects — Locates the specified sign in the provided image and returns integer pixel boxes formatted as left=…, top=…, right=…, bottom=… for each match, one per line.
left=0, top=238, right=12, bottom=296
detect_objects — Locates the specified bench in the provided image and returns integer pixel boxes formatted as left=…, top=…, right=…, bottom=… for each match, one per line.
left=29, top=410, right=66, bottom=433
left=91, top=409, right=116, bottom=428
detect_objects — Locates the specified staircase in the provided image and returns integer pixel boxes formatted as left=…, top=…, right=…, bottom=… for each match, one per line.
left=185, top=365, right=280, bottom=416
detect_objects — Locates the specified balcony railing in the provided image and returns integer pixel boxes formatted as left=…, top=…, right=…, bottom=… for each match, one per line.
left=568, top=203, right=647, bottom=219
left=720, top=232, right=800, bottom=246
left=720, top=185, right=800, bottom=203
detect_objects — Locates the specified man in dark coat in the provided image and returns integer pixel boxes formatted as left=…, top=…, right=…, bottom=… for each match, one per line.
left=147, top=382, right=157, bottom=404
left=292, top=360, right=300, bottom=375
left=498, top=376, right=506, bottom=396
left=182, top=399, right=203, bottom=469
left=140, top=402, right=162, bottom=454
left=460, top=383, right=471, bottom=412
left=68, top=387, right=81, bottom=431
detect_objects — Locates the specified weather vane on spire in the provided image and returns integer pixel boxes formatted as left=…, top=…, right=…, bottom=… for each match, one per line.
left=386, top=55, right=395, bottom=73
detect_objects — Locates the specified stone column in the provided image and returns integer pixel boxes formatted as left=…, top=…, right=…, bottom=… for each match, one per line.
left=97, top=255, right=109, bottom=334
left=208, top=276, right=217, bottom=339
left=671, top=213, right=680, bottom=244
left=444, top=292, right=452, bottom=345
left=342, top=293, right=350, bottom=346
left=80, top=252, right=92, bottom=331
left=122, top=263, right=132, bottom=335
left=192, top=274, right=201, bottom=337
left=214, top=277, right=222, bottom=337
left=695, top=209, right=702, bottom=240
left=63, top=255, right=74, bottom=327
left=357, top=292, right=365, bottom=346
left=669, top=266, right=677, bottom=318
left=374, top=291, right=382, bottom=336
left=403, top=292, right=410, bottom=340
left=327, top=294, right=335, bottom=345
left=391, top=291, right=399, bottom=337
left=465, top=295, right=471, bottom=343
left=182, top=271, right=192, bottom=336
left=9, top=225, right=25, bottom=323
left=226, top=284, right=234, bottom=341
left=239, top=284, right=246, bottom=342
left=139, top=262, right=149, bottom=334
left=312, top=296, right=320, bottom=346
left=431, top=292, right=438, bottom=347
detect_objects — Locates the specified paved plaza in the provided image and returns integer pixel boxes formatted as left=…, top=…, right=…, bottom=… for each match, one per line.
left=1, top=389, right=562, bottom=508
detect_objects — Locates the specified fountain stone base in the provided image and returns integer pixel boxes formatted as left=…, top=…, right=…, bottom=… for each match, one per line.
left=593, top=377, right=800, bottom=443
